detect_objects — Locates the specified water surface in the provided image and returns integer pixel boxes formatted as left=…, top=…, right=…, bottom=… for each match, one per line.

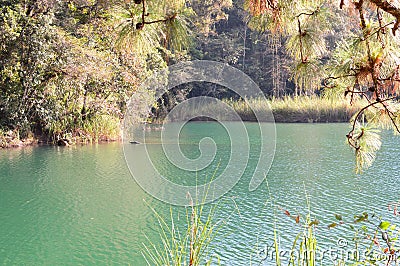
left=0, top=123, right=399, bottom=265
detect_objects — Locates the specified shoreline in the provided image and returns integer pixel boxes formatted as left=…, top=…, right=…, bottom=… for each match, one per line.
left=1, top=96, right=365, bottom=149
left=0, top=133, right=120, bottom=149
left=1, top=120, right=348, bottom=149
left=0, top=139, right=121, bottom=149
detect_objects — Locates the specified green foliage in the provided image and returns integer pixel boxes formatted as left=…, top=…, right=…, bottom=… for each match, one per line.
left=0, top=1, right=61, bottom=136
left=267, top=185, right=400, bottom=266
left=0, top=0, right=199, bottom=143
left=47, top=114, right=120, bottom=143
left=115, top=0, right=194, bottom=59
left=348, top=121, right=382, bottom=174
left=328, top=210, right=400, bottom=266
left=116, top=12, right=162, bottom=56
left=0, top=129, right=7, bottom=148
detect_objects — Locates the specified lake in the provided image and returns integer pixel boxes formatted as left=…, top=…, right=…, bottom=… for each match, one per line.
left=0, top=123, right=399, bottom=265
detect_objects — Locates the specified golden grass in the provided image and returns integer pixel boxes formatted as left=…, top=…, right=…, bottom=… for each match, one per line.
left=224, top=96, right=366, bottom=123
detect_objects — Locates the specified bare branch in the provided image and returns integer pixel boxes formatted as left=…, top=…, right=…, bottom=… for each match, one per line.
left=369, top=0, right=400, bottom=34
left=347, top=96, right=398, bottom=143
left=136, top=0, right=177, bottom=30
left=340, top=0, right=345, bottom=9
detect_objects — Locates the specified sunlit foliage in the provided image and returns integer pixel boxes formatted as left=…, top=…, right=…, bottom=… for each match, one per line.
left=245, top=0, right=400, bottom=172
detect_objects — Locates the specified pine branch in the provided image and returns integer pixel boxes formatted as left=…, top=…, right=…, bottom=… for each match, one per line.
left=145, top=14, right=177, bottom=25
left=347, top=96, right=398, bottom=144
left=136, top=0, right=177, bottom=30
left=297, top=17, right=306, bottom=63
left=368, top=0, right=400, bottom=34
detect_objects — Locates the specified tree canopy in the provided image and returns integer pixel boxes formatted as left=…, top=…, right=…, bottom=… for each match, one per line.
left=0, top=0, right=230, bottom=141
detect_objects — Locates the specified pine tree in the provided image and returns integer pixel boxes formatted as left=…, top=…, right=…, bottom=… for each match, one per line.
left=245, top=0, right=400, bottom=172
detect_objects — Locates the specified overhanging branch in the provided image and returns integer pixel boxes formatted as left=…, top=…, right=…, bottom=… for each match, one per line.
left=369, top=0, right=400, bottom=34
left=136, top=0, right=177, bottom=30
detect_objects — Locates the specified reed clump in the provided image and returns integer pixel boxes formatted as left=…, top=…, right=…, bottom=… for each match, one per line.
left=47, top=114, right=121, bottom=144
left=224, top=96, right=366, bottom=123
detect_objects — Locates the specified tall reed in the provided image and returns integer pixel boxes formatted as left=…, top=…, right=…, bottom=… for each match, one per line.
left=224, top=96, right=366, bottom=123
left=141, top=172, right=228, bottom=266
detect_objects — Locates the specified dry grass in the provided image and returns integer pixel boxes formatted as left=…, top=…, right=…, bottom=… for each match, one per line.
left=224, top=96, right=366, bottom=123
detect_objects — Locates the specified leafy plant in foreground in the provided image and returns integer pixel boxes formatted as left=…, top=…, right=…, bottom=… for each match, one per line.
left=328, top=206, right=400, bottom=265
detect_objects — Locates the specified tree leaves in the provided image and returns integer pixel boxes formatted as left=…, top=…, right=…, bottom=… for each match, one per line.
left=354, top=212, right=369, bottom=223
left=328, top=222, right=337, bottom=229
left=335, top=214, right=342, bottom=221
left=379, top=221, right=391, bottom=231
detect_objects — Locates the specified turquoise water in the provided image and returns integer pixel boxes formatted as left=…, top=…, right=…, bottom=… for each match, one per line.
left=0, top=123, right=399, bottom=265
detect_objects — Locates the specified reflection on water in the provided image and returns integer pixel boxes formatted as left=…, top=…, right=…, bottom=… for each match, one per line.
left=0, top=124, right=399, bottom=265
